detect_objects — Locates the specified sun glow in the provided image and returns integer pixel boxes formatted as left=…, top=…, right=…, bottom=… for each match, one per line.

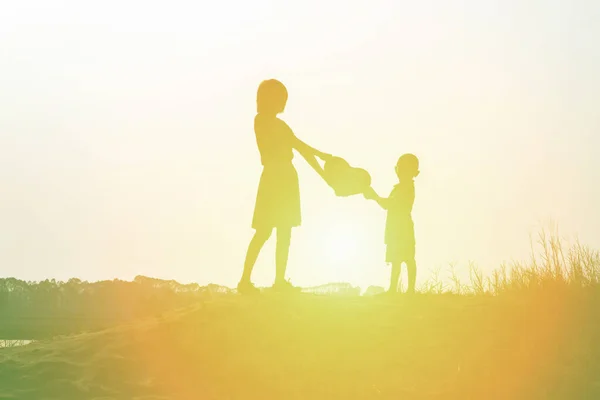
left=320, top=225, right=361, bottom=264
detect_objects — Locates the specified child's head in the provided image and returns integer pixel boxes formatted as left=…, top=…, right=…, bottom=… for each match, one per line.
left=395, top=153, right=419, bottom=180
left=256, top=79, right=288, bottom=115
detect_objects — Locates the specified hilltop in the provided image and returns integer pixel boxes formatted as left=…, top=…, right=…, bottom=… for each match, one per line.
left=1, top=290, right=599, bottom=400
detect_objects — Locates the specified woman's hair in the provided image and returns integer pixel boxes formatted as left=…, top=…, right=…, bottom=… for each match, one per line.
left=257, top=79, right=288, bottom=114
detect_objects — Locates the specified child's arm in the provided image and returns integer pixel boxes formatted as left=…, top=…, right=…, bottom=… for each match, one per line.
left=363, top=187, right=390, bottom=210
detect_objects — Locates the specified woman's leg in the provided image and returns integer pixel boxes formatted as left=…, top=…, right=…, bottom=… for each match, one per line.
left=389, top=262, right=401, bottom=293
left=406, top=258, right=417, bottom=294
left=275, top=226, right=292, bottom=284
left=241, top=228, right=273, bottom=283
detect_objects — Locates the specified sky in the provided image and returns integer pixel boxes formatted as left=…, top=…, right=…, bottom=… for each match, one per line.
left=1, top=0, right=599, bottom=289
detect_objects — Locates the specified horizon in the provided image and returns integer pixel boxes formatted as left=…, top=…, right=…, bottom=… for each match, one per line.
left=1, top=1, right=599, bottom=289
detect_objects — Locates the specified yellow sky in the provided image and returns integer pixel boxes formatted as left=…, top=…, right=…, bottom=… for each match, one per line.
left=1, top=1, right=599, bottom=288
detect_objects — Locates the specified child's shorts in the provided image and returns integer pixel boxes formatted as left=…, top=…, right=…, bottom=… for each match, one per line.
left=385, top=239, right=416, bottom=264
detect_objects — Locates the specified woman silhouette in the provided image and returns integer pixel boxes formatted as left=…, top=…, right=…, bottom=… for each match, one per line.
left=238, top=79, right=332, bottom=294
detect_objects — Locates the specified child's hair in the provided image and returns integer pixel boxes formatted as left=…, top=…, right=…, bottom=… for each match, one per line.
left=396, top=153, right=419, bottom=177
left=257, top=79, right=288, bottom=114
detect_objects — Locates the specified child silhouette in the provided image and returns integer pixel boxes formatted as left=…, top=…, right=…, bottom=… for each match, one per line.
left=364, top=154, right=419, bottom=294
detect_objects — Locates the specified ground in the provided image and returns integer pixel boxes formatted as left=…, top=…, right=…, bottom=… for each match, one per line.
left=1, top=290, right=599, bottom=399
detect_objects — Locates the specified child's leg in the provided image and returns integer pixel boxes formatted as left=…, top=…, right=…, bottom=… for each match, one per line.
left=389, top=262, right=401, bottom=292
left=241, top=228, right=273, bottom=283
left=406, top=258, right=417, bottom=294
left=275, top=226, right=292, bottom=284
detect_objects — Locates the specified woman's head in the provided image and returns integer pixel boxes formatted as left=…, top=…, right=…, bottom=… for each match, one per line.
left=257, top=79, right=288, bottom=115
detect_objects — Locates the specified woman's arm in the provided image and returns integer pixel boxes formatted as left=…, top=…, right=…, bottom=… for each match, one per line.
left=296, top=144, right=328, bottom=182
left=291, top=135, right=332, bottom=184
left=292, top=136, right=332, bottom=161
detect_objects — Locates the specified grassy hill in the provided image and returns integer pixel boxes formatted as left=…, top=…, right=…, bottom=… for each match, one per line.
left=1, top=289, right=599, bottom=400
left=1, top=232, right=598, bottom=399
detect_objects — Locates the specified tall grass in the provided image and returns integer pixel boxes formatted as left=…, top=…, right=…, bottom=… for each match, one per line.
left=426, top=229, right=600, bottom=296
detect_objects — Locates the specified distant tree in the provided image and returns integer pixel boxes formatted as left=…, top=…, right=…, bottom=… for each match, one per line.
left=364, top=286, right=385, bottom=296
